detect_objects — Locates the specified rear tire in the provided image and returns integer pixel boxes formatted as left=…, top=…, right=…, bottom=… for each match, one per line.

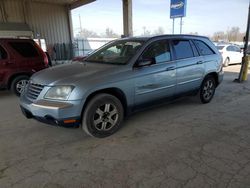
left=199, top=76, right=216, bottom=104
left=82, top=94, right=124, bottom=138
left=11, top=75, right=29, bottom=96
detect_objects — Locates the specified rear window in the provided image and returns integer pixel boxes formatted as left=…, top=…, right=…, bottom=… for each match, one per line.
left=172, top=40, right=194, bottom=60
left=216, top=46, right=225, bottom=50
left=0, top=45, right=7, bottom=59
left=9, top=42, right=39, bottom=58
left=194, top=40, right=215, bottom=56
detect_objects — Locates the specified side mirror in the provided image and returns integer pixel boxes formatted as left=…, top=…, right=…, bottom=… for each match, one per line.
left=137, top=58, right=155, bottom=67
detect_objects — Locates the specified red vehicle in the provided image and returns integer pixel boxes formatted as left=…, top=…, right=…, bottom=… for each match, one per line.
left=0, top=38, right=49, bottom=96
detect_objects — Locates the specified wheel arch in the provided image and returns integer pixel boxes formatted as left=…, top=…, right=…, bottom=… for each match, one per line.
left=7, top=73, right=31, bottom=89
left=204, top=72, right=219, bottom=87
left=82, top=87, right=128, bottom=117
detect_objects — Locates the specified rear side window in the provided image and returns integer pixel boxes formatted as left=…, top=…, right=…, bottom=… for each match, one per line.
left=194, top=40, right=215, bottom=56
left=0, top=45, right=7, bottom=59
left=172, top=40, right=194, bottom=60
left=9, top=42, right=39, bottom=58
left=233, top=46, right=241, bottom=52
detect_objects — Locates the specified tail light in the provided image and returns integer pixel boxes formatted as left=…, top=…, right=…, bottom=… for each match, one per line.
left=43, top=52, right=49, bottom=67
left=33, top=40, right=49, bottom=67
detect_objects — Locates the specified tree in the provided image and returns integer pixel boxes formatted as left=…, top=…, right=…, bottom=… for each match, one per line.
left=227, top=27, right=240, bottom=42
left=212, top=31, right=226, bottom=42
left=142, top=26, right=151, bottom=36
left=189, top=32, right=199, bottom=35
left=154, top=27, right=164, bottom=35
left=211, top=27, right=245, bottom=42
left=77, top=28, right=99, bottom=38
left=103, top=28, right=119, bottom=38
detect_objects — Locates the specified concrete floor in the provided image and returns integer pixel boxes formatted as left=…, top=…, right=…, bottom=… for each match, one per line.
left=1, top=65, right=250, bottom=188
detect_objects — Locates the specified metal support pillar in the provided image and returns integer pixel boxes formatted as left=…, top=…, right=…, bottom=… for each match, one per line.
left=122, top=0, right=132, bottom=37
left=237, top=1, right=250, bottom=82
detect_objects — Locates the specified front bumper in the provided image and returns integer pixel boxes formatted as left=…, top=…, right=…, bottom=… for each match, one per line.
left=20, top=95, right=84, bottom=127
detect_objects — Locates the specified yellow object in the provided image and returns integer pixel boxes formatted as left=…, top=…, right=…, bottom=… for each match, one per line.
left=242, top=55, right=250, bottom=81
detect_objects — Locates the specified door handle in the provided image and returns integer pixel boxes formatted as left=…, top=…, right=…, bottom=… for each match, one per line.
left=166, top=66, right=176, bottom=71
left=197, top=61, right=204, bottom=64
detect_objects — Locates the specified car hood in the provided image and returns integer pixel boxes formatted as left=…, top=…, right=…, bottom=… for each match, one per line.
left=31, top=62, right=127, bottom=86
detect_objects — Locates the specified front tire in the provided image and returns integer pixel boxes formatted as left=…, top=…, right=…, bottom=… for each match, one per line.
left=199, top=76, right=216, bottom=104
left=82, top=94, right=124, bottom=138
left=11, top=75, right=29, bottom=96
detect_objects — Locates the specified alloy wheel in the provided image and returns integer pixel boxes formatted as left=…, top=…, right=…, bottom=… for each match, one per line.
left=16, top=80, right=28, bottom=94
left=202, top=80, right=214, bottom=101
left=93, top=103, right=119, bottom=131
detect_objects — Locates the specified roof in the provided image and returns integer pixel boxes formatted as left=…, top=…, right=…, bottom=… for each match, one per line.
left=119, top=34, right=209, bottom=42
left=32, top=0, right=96, bottom=9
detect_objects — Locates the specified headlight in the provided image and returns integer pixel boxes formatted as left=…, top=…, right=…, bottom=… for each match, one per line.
left=44, top=86, right=74, bottom=100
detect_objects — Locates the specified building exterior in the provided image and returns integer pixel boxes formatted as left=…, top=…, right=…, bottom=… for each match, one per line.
left=0, top=0, right=95, bottom=60
left=0, top=0, right=132, bottom=60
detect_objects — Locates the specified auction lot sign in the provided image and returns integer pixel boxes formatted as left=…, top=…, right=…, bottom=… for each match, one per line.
left=170, top=0, right=186, bottom=18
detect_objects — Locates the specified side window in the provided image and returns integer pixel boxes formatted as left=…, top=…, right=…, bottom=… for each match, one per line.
left=0, top=45, right=7, bottom=60
left=9, top=42, right=39, bottom=58
left=233, top=46, right=241, bottom=52
left=190, top=40, right=199, bottom=56
left=172, top=40, right=194, bottom=59
left=141, top=40, right=171, bottom=64
left=226, top=46, right=233, bottom=51
left=194, top=40, right=215, bottom=56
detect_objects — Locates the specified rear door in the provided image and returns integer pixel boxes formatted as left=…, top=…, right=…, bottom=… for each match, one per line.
left=171, top=39, right=205, bottom=94
left=133, top=39, right=176, bottom=105
left=232, top=46, right=243, bottom=63
left=193, top=39, right=219, bottom=78
left=226, top=45, right=236, bottom=63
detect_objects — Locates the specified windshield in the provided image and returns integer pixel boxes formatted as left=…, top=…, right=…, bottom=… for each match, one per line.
left=216, top=46, right=225, bottom=50
left=85, top=40, right=144, bottom=65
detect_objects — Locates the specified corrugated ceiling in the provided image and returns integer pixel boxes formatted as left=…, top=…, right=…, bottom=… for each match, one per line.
left=31, top=0, right=96, bottom=9
left=32, top=0, right=78, bottom=4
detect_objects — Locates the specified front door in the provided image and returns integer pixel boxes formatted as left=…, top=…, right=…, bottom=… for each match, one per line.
left=133, top=40, right=176, bottom=105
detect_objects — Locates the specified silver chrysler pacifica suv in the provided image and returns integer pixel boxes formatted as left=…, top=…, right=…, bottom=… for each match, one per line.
left=20, top=35, right=223, bottom=138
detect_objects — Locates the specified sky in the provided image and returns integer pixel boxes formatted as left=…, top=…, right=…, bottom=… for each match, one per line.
left=71, top=0, right=249, bottom=37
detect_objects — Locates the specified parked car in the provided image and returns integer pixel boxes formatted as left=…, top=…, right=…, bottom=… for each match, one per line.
left=20, top=35, right=223, bottom=138
left=216, top=44, right=243, bottom=66
left=0, top=38, right=49, bottom=96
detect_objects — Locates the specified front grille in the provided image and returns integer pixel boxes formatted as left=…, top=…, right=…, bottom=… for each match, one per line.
left=27, top=82, right=44, bottom=101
